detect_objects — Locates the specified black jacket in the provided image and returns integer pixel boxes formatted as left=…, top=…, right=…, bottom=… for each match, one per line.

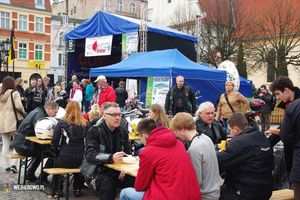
left=17, top=85, right=26, bottom=110
left=255, top=91, right=272, bottom=114
left=195, top=117, right=228, bottom=146
left=13, top=106, right=48, bottom=157
left=217, top=127, right=274, bottom=199
left=165, top=85, right=196, bottom=115
left=280, top=98, right=300, bottom=182
left=85, top=119, right=131, bottom=179
left=268, top=86, right=300, bottom=173
left=25, top=86, right=35, bottom=112
left=52, top=120, right=90, bottom=156
left=115, top=87, right=128, bottom=107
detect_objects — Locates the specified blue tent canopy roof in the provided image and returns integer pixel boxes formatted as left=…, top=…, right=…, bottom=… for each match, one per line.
left=89, top=49, right=226, bottom=80
left=65, top=11, right=198, bottom=42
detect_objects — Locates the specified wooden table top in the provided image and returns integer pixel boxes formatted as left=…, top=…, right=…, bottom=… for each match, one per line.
left=129, top=135, right=141, bottom=141
left=104, top=159, right=139, bottom=177
left=25, top=136, right=53, bottom=145
left=269, top=189, right=294, bottom=200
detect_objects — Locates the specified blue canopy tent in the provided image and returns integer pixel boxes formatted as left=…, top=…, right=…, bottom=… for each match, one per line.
left=65, top=11, right=197, bottom=42
left=64, top=11, right=198, bottom=80
left=239, top=76, right=253, bottom=98
left=90, top=49, right=227, bottom=106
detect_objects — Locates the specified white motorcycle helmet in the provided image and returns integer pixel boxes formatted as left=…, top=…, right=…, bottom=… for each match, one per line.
left=34, top=117, right=58, bottom=139
left=54, top=107, right=66, bottom=120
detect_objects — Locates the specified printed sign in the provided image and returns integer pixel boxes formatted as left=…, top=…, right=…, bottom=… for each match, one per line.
left=122, top=32, right=138, bottom=60
left=146, top=77, right=170, bottom=108
left=85, top=35, right=113, bottom=57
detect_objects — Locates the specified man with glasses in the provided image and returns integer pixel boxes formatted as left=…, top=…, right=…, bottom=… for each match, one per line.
left=84, top=102, right=131, bottom=200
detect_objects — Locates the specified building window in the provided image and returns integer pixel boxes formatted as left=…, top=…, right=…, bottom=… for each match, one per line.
left=168, top=0, right=171, bottom=3
left=19, top=43, right=27, bottom=59
left=0, top=12, right=10, bottom=29
left=58, top=53, right=64, bottom=66
left=129, top=3, right=136, bottom=14
left=35, top=0, right=44, bottom=5
left=267, top=50, right=276, bottom=82
left=19, top=15, right=27, bottom=31
left=35, top=45, right=43, bottom=60
left=74, top=6, right=76, bottom=14
left=116, top=0, right=123, bottom=12
left=71, top=9, right=73, bottom=15
left=58, top=32, right=64, bottom=46
left=35, top=17, right=43, bottom=32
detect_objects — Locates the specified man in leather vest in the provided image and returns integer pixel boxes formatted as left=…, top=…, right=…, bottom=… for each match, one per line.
left=165, top=75, right=196, bottom=116
left=195, top=102, right=229, bottom=150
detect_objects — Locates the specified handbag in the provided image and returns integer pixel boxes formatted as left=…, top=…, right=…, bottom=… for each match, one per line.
left=224, top=92, right=236, bottom=114
left=79, top=157, right=97, bottom=183
left=11, top=91, right=24, bottom=129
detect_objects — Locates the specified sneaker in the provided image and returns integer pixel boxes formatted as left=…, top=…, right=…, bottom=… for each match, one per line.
left=5, top=167, right=11, bottom=173
left=54, top=190, right=64, bottom=197
left=74, top=189, right=81, bottom=197
left=10, top=165, right=18, bottom=173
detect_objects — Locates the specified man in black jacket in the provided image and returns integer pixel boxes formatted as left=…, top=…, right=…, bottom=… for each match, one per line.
left=280, top=99, right=300, bottom=199
left=217, top=112, right=273, bottom=200
left=13, top=101, right=59, bottom=184
left=255, top=85, right=273, bottom=134
left=165, top=75, right=196, bottom=116
left=84, top=102, right=131, bottom=200
left=25, top=78, right=37, bottom=113
left=115, top=81, right=128, bottom=112
left=195, top=101, right=228, bottom=150
left=269, top=76, right=300, bottom=174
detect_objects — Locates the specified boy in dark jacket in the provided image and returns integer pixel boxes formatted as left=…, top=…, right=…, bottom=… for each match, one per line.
left=217, top=112, right=273, bottom=200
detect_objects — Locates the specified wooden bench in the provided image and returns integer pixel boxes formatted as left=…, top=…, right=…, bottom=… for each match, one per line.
left=6, top=154, right=32, bottom=185
left=270, top=189, right=294, bottom=200
left=43, top=168, right=80, bottom=200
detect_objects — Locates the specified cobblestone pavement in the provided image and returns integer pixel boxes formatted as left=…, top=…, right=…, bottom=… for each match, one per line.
left=0, top=148, right=119, bottom=200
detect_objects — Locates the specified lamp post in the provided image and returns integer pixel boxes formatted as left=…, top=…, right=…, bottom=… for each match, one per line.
left=0, top=38, right=12, bottom=79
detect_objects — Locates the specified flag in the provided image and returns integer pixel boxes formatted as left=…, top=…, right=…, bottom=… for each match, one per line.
left=8, top=26, right=15, bottom=64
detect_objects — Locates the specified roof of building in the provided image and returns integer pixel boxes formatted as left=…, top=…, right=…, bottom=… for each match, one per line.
left=0, top=0, right=51, bottom=11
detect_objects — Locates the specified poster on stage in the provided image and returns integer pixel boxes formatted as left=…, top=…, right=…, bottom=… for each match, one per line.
left=146, top=77, right=170, bottom=108
left=122, top=32, right=138, bottom=60
left=126, top=79, right=137, bottom=101
left=85, top=35, right=113, bottom=57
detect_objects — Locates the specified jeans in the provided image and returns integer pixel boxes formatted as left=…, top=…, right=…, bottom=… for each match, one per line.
left=223, top=118, right=229, bottom=132
left=84, top=100, right=91, bottom=113
left=260, top=113, right=270, bottom=133
left=120, top=187, right=145, bottom=200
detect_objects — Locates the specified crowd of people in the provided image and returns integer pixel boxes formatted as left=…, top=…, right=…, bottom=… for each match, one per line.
left=0, top=74, right=299, bottom=199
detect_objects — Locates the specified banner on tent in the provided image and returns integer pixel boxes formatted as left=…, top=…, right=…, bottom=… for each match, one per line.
left=122, top=32, right=138, bottom=60
left=85, top=35, right=113, bottom=57
left=146, top=77, right=170, bottom=108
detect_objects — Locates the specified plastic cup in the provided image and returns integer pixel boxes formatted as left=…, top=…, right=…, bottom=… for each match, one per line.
left=221, top=140, right=226, bottom=151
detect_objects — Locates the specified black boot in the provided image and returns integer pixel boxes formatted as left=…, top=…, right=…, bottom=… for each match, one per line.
left=26, top=157, right=40, bottom=181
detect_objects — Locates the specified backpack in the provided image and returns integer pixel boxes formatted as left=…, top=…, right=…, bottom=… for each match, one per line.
left=270, top=94, right=277, bottom=111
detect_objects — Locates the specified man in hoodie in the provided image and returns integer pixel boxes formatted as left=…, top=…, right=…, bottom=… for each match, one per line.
left=120, top=118, right=201, bottom=200
left=115, top=81, right=128, bottom=112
